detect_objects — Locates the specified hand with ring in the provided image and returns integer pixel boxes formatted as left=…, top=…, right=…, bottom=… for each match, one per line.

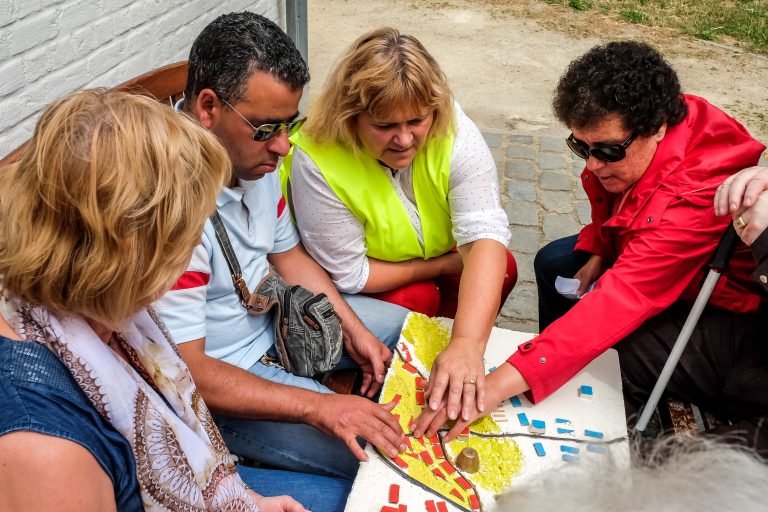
left=421, top=340, right=487, bottom=424
left=412, top=363, right=532, bottom=440
left=715, top=166, right=768, bottom=246
left=732, top=191, right=768, bottom=245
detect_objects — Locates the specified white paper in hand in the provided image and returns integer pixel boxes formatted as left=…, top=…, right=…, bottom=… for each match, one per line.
left=555, top=275, right=595, bottom=299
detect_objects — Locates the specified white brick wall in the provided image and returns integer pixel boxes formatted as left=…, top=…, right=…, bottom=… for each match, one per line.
left=0, top=0, right=283, bottom=158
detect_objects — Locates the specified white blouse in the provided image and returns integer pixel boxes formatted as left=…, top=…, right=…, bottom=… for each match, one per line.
left=289, top=103, right=511, bottom=293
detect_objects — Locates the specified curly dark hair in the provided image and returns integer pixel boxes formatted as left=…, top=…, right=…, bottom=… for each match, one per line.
left=553, top=41, right=687, bottom=136
left=184, top=12, right=310, bottom=104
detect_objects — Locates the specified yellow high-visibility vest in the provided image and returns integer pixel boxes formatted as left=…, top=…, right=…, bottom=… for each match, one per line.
left=280, top=129, right=456, bottom=262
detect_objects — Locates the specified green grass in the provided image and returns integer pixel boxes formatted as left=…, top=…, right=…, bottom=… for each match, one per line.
left=619, top=9, right=649, bottom=23
left=569, top=0, right=592, bottom=10
left=544, top=0, right=768, bottom=53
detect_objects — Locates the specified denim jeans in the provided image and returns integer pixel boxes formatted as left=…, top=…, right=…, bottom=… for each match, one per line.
left=534, top=234, right=591, bottom=330
left=215, top=294, right=409, bottom=479
left=238, top=465, right=352, bottom=512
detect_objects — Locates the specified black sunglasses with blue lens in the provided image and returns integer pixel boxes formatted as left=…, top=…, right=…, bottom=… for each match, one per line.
left=566, top=132, right=637, bottom=163
left=220, top=97, right=305, bottom=142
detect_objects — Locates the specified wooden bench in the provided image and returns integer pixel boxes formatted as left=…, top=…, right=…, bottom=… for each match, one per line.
left=0, top=61, right=188, bottom=167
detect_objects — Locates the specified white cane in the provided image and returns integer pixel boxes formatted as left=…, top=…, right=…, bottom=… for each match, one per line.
left=635, top=225, right=740, bottom=432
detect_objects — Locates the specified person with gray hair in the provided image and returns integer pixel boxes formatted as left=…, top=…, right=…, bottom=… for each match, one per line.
left=498, top=437, right=768, bottom=512
left=154, top=11, right=410, bottom=481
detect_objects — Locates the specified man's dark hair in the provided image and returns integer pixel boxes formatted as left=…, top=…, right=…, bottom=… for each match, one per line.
left=553, top=41, right=687, bottom=136
left=184, top=11, right=310, bottom=104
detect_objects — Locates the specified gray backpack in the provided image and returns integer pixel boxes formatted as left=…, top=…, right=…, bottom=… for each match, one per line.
left=210, top=211, right=342, bottom=377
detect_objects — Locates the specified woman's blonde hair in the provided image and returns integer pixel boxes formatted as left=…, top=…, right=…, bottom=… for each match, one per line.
left=0, top=89, right=230, bottom=327
left=303, top=27, right=454, bottom=149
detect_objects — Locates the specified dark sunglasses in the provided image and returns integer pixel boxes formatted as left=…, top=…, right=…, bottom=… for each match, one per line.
left=220, top=97, right=305, bottom=142
left=566, top=132, right=637, bottom=163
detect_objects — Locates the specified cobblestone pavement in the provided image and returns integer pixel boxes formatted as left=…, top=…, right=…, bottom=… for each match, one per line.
left=484, top=129, right=583, bottom=334
left=486, top=130, right=768, bottom=335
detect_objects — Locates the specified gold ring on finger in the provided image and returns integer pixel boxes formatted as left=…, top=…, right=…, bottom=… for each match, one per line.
left=735, top=216, right=748, bottom=230
left=464, top=378, right=476, bottom=385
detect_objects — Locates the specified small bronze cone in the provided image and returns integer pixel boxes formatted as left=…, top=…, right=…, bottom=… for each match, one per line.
left=455, top=447, right=480, bottom=473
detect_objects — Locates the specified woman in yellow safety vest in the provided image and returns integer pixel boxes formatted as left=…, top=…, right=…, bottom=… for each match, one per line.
left=280, top=27, right=516, bottom=424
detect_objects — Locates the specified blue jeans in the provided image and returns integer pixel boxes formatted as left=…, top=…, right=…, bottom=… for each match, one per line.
left=216, top=294, right=408, bottom=479
left=238, top=465, right=352, bottom=512
left=534, top=234, right=591, bottom=330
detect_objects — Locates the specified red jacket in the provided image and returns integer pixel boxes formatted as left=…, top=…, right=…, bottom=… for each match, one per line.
left=508, top=95, right=766, bottom=403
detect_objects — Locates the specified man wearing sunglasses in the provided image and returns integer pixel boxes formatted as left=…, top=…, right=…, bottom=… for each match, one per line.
left=154, top=12, right=409, bottom=481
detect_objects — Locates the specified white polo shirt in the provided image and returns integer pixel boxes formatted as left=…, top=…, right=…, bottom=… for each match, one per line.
left=153, top=172, right=300, bottom=370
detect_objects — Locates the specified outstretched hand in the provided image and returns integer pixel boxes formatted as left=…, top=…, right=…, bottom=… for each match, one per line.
left=412, top=383, right=484, bottom=442
left=414, top=363, right=530, bottom=441
left=424, top=340, right=487, bottom=423
left=312, top=394, right=406, bottom=461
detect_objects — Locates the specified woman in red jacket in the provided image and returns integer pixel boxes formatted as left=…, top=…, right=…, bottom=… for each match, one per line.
left=414, top=41, right=767, bottom=439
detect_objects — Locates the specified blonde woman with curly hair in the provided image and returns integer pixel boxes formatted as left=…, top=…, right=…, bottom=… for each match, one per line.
left=281, top=27, right=517, bottom=425
left=0, top=89, right=348, bottom=512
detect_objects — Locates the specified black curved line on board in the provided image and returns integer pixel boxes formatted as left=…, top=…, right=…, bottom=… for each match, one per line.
left=458, top=431, right=628, bottom=445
